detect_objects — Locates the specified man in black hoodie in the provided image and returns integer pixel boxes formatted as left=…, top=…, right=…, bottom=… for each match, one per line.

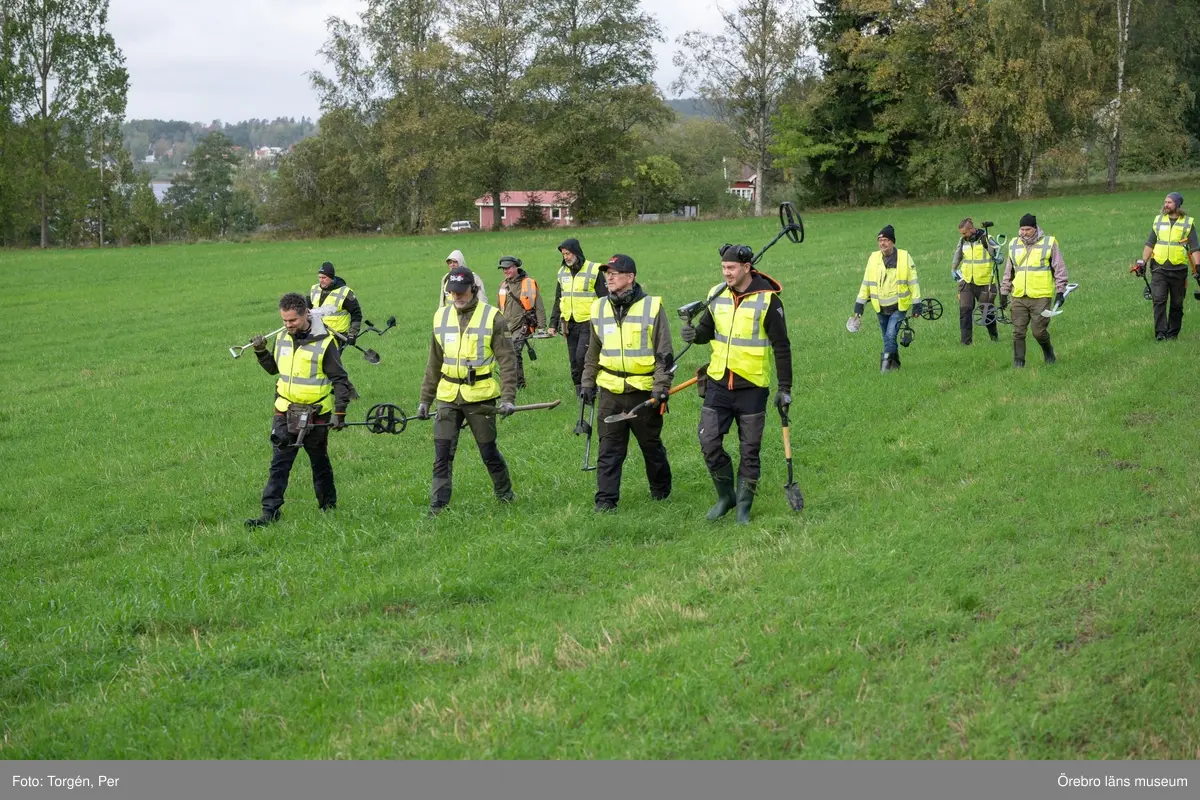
left=549, top=238, right=607, bottom=397
left=681, top=244, right=793, bottom=524
left=309, top=262, right=363, bottom=349
left=579, top=254, right=674, bottom=512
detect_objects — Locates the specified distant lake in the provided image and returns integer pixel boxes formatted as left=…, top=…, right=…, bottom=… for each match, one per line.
left=151, top=181, right=171, bottom=202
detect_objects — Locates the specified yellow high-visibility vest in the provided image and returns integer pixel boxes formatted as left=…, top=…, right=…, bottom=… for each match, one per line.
left=310, top=283, right=353, bottom=333
left=856, top=250, right=920, bottom=312
left=591, top=295, right=662, bottom=393
left=274, top=333, right=334, bottom=413
left=1009, top=235, right=1057, bottom=298
left=1151, top=214, right=1194, bottom=267
left=959, top=240, right=993, bottom=285
left=434, top=303, right=501, bottom=403
left=557, top=261, right=601, bottom=322
left=706, top=283, right=775, bottom=388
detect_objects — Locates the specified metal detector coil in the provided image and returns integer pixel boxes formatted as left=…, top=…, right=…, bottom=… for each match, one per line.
left=918, top=298, right=944, bottom=321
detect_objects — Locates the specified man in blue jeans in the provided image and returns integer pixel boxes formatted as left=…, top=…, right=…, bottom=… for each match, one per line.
left=851, top=225, right=923, bottom=372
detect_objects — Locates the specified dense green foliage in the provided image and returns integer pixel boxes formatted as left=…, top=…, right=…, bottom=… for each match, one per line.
left=2, top=189, right=1199, bottom=757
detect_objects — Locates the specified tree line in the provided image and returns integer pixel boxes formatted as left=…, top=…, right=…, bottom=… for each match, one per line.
left=1, top=0, right=1196, bottom=248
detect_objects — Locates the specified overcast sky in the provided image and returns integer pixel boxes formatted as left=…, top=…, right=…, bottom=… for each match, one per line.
left=108, top=0, right=726, bottom=123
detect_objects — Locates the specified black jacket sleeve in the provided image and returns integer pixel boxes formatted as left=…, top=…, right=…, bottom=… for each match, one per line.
left=322, top=344, right=353, bottom=413
left=344, top=291, right=363, bottom=333
left=549, top=281, right=562, bottom=329
left=256, top=347, right=279, bottom=375
left=764, top=294, right=792, bottom=393
left=693, top=303, right=716, bottom=345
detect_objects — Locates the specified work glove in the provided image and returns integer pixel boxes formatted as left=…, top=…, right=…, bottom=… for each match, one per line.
left=578, top=386, right=596, bottom=406
left=499, top=401, right=517, bottom=418
left=999, top=294, right=1009, bottom=310
left=775, top=390, right=792, bottom=411
left=417, top=402, right=431, bottom=421
left=1054, top=292, right=1065, bottom=307
left=559, top=323, right=569, bottom=337
left=652, top=389, right=669, bottom=405
left=331, top=412, right=346, bottom=431
left=680, top=324, right=697, bottom=343
left=912, top=302, right=924, bottom=318
left=251, top=334, right=268, bottom=353
left=853, top=302, right=865, bottom=317
left=347, top=329, right=359, bottom=345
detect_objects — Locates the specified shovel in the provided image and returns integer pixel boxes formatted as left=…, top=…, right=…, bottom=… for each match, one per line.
left=330, top=330, right=381, bottom=364
left=602, top=376, right=699, bottom=424
left=778, top=404, right=804, bottom=512
left=230, top=326, right=285, bottom=359
left=1039, top=282, right=1080, bottom=318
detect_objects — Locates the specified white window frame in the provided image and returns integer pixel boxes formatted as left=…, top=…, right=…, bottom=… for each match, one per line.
left=499, top=207, right=507, bottom=220
left=551, top=208, right=562, bottom=220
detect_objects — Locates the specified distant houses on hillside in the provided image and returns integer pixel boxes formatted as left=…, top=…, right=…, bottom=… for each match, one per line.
left=474, top=191, right=575, bottom=228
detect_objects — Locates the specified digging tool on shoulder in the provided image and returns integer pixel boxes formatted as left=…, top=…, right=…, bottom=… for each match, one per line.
left=230, top=326, right=285, bottom=359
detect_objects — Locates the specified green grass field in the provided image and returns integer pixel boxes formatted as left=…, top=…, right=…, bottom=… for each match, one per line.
left=2, top=189, right=1199, bottom=759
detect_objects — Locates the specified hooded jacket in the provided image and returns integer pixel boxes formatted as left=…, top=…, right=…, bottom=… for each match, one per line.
left=692, top=271, right=792, bottom=393
left=440, top=250, right=488, bottom=307
left=498, top=267, right=547, bottom=333
left=549, top=238, right=608, bottom=329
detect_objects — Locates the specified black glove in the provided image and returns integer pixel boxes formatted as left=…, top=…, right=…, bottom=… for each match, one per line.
left=652, top=389, right=669, bottom=405
left=331, top=412, right=346, bottom=430
left=680, top=324, right=696, bottom=344
left=912, top=302, right=924, bottom=318
left=417, top=402, right=430, bottom=420
left=999, top=294, right=1009, bottom=310
left=251, top=334, right=268, bottom=353
left=1135, top=259, right=1147, bottom=277
left=499, top=401, right=517, bottom=418
left=775, top=390, right=792, bottom=411
left=579, top=386, right=596, bottom=405
left=347, top=329, right=359, bottom=345
left=853, top=302, right=865, bottom=316
left=1054, top=292, right=1065, bottom=307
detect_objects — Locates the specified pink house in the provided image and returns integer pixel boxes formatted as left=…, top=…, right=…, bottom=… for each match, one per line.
left=475, top=191, right=575, bottom=228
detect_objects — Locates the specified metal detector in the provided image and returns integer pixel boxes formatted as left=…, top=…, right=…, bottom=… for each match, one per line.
left=575, top=397, right=596, bottom=472
left=293, top=402, right=427, bottom=446
left=329, top=329, right=382, bottom=364
left=1130, top=262, right=1152, bottom=301
left=897, top=298, right=943, bottom=348
left=362, top=315, right=397, bottom=336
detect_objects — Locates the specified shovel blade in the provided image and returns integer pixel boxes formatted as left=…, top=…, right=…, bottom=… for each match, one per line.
left=364, top=349, right=381, bottom=364
left=785, top=482, right=805, bottom=512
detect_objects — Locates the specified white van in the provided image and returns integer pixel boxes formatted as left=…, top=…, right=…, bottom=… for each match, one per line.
left=440, top=220, right=475, bottom=233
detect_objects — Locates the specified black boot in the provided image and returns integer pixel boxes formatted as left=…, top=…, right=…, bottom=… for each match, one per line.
left=1013, top=358, right=1025, bottom=368
left=245, top=511, right=280, bottom=528
left=891, top=352, right=901, bottom=370
left=706, top=464, right=736, bottom=521
left=735, top=478, right=757, bottom=525
left=1040, top=340, right=1056, bottom=364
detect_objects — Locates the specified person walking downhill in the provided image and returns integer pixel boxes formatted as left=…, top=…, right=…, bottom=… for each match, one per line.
left=548, top=238, right=607, bottom=398
left=951, top=219, right=999, bottom=345
left=999, top=213, right=1069, bottom=367
left=1134, top=192, right=1200, bottom=341
left=310, top=262, right=362, bottom=349
left=496, top=255, right=546, bottom=390
left=440, top=250, right=488, bottom=307
left=851, top=225, right=923, bottom=372
left=418, top=266, right=518, bottom=516
left=579, top=254, right=674, bottom=513
left=246, top=292, right=352, bottom=528
left=681, top=244, right=792, bottom=525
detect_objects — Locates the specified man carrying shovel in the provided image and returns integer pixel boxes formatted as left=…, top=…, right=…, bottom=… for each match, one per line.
left=681, top=244, right=793, bottom=525
left=245, top=292, right=353, bottom=528
left=418, top=266, right=519, bottom=516
left=579, top=254, right=674, bottom=513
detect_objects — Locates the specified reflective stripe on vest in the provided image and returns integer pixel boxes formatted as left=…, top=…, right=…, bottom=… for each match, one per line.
left=274, top=333, right=334, bottom=413
left=592, top=295, right=661, bottom=393
left=310, top=283, right=352, bottom=332
left=960, top=240, right=993, bottom=285
left=434, top=303, right=501, bottom=403
left=499, top=278, right=537, bottom=312
left=706, top=283, right=773, bottom=388
left=1152, top=214, right=1194, bottom=267
left=1009, top=235, right=1056, bottom=298
left=860, top=250, right=918, bottom=311
left=557, top=261, right=600, bottom=321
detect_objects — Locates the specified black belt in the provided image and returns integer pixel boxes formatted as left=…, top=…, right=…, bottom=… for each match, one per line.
left=441, top=372, right=492, bottom=385
left=600, top=366, right=653, bottom=378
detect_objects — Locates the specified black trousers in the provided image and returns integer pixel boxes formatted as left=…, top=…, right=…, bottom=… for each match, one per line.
left=958, top=282, right=998, bottom=344
left=595, top=388, right=672, bottom=506
left=431, top=399, right=512, bottom=509
left=1151, top=267, right=1187, bottom=338
left=262, top=413, right=336, bottom=515
left=564, top=320, right=591, bottom=388
left=699, top=381, right=768, bottom=482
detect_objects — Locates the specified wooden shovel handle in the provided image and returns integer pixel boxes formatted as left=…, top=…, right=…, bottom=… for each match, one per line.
left=781, top=426, right=792, bottom=460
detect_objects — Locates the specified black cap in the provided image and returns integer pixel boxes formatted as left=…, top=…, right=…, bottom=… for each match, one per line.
left=719, top=243, right=754, bottom=264
left=1019, top=213, right=1037, bottom=229
left=498, top=255, right=522, bottom=269
left=446, top=266, right=475, bottom=293
left=607, top=254, right=636, bottom=274
left=318, top=262, right=336, bottom=277
left=878, top=225, right=896, bottom=243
